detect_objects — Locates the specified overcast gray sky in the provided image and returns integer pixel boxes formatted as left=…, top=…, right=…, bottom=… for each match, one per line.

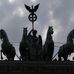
left=0, top=0, right=74, bottom=60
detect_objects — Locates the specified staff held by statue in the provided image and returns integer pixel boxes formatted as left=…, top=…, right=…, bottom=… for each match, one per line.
left=24, top=3, right=40, bottom=30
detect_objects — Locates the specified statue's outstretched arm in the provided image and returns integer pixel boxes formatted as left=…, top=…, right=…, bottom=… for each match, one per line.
left=28, top=29, right=33, bottom=36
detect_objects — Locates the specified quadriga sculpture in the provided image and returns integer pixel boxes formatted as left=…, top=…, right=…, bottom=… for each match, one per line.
left=58, top=29, right=74, bottom=61
left=42, top=26, right=54, bottom=61
left=0, top=29, right=16, bottom=60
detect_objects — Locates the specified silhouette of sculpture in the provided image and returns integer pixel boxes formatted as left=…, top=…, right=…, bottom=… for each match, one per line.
left=19, top=28, right=42, bottom=61
left=42, top=26, right=54, bottom=61
left=19, top=28, right=30, bottom=61
left=25, top=4, right=39, bottom=14
left=24, top=4, right=42, bottom=61
left=58, top=29, right=74, bottom=61
left=25, top=4, right=40, bottom=30
left=27, top=29, right=42, bottom=61
left=37, top=35, right=42, bottom=60
left=0, top=29, right=16, bottom=60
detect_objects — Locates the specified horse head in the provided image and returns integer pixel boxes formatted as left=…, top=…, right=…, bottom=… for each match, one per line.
left=21, top=28, right=27, bottom=41
left=47, top=26, right=54, bottom=35
left=0, top=29, right=6, bottom=40
left=23, top=28, right=27, bottom=36
left=67, top=29, right=74, bottom=44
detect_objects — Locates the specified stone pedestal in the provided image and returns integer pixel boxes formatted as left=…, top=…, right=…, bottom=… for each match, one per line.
left=0, top=61, right=74, bottom=74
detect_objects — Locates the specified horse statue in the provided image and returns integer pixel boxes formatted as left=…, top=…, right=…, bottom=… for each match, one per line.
left=0, top=29, right=16, bottom=60
left=58, top=29, right=74, bottom=61
left=42, top=26, right=54, bottom=61
left=19, top=28, right=30, bottom=61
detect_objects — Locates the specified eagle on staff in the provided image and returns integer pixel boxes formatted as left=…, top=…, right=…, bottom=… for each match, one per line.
left=24, top=4, right=40, bottom=14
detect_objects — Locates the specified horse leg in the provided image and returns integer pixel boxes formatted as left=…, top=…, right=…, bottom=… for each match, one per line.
left=1, top=50, right=3, bottom=60
left=48, top=54, right=52, bottom=61
left=64, top=55, right=67, bottom=61
left=11, top=48, right=16, bottom=61
left=48, top=50, right=54, bottom=61
left=58, top=57, right=62, bottom=61
left=11, top=55, right=15, bottom=60
left=12, top=52, right=16, bottom=61
left=58, top=54, right=62, bottom=61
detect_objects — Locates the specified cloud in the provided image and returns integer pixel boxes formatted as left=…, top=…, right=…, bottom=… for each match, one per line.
left=30, top=0, right=37, bottom=3
left=8, top=0, right=16, bottom=4
left=13, top=7, right=25, bottom=17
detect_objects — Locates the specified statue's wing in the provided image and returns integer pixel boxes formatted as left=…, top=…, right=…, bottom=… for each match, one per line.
left=38, top=35, right=42, bottom=46
left=34, top=3, right=40, bottom=12
left=24, top=4, right=31, bottom=12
